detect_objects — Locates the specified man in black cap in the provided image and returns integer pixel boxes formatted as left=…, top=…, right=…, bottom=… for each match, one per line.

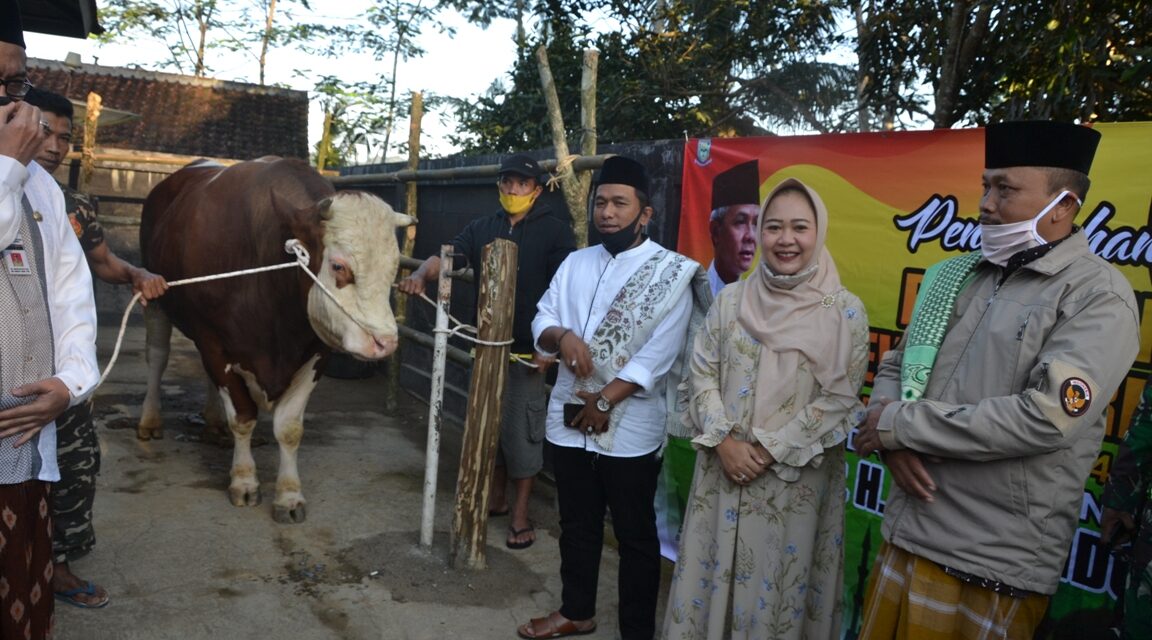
left=855, top=121, right=1140, bottom=638
left=707, top=159, right=760, bottom=294
left=521, top=156, right=702, bottom=640
left=399, top=153, right=575, bottom=550
left=1, top=3, right=100, bottom=636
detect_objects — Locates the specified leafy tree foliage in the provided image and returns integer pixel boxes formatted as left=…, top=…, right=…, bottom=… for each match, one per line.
left=444, top=0, right=852, bottom=153
left=449, top=0, right=1152, bottom=151
left=855, top=0, right=1152, bottom=128
left=98, top=1, right=446, bottom=166
left=99, top=0, right=226, bottom=77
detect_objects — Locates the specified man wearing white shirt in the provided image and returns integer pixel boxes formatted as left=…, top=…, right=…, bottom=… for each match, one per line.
left=0, top=8, right=99, bottom=636
left=517, top=156, right=700, bottom=640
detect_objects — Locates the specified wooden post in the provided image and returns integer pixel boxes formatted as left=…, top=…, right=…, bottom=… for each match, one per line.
left=536, top=46, right=591, bottom=248
left=419, top=244, right=454, bottom=549
left=404, top=91, right=423, bottom=242
left=80, top=91, right=102, bottom=191
left=450, top=238, right=517, bottom=569
left=578, top=48, right=599, bottom=248
left=316, top=110, right=334, bottom=171
left=386, top=91, right=424, bottom=413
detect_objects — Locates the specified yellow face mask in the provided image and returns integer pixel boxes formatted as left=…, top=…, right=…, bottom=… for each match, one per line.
left=499, top=191, right=537, bottom=216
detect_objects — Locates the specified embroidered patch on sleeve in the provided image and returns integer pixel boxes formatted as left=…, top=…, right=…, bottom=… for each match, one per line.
left=1060, top=378, right=1092, bottom=417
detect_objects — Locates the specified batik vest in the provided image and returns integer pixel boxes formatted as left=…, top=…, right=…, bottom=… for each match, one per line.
left=0, top=195, right=55, bottom=483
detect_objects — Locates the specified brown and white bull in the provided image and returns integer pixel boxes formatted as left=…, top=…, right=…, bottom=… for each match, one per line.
left=137, top=157, right=412, bottom=522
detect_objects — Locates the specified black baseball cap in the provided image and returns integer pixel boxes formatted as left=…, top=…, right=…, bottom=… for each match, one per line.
left=499, top=153, right=542, bottom=179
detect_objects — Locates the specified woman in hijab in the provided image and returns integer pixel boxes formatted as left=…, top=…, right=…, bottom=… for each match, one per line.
left=663, top=178, right=870, bottom=640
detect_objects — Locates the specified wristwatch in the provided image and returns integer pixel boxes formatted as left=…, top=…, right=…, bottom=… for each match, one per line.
left=596, top=394, right=613, bottom=413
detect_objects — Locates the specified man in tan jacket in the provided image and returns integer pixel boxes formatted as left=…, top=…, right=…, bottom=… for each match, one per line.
left=855, top=121, right=1140, bottom=638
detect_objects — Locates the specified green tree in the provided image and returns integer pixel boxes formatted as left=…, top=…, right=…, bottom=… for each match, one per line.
left=100, top=0, right=316, bottom=84
left=444, top=0, right=856, bottom=153
left=99, top=0, right=228, bottom=77
left=853, top=0, right=1152, bottom=129
left=295, top=1, right=449, bottom=164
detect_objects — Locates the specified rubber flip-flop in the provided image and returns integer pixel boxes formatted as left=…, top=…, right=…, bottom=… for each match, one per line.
left=506, top=524, right=535, bottom=550
left=55, top=580, right=110, bottom=609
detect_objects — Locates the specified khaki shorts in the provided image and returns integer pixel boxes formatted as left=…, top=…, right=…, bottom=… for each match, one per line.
left=496, top=362, right=547, bottom=478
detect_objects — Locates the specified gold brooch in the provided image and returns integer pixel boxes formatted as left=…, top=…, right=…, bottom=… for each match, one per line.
left=32, top=211, right=43, bottom=222
left=821, top=294, right=835, bottom=308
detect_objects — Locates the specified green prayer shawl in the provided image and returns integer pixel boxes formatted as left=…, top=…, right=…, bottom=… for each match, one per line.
left=900, top=253, right=982, bottom=401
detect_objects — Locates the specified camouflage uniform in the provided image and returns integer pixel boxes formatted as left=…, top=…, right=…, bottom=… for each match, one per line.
left=52, top=185, right=103, bottom=565
left=1104, top=380, right=1152, bottom=639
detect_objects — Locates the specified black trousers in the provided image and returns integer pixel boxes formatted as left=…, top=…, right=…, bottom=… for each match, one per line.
left=553, top=444, right=661, bottom=640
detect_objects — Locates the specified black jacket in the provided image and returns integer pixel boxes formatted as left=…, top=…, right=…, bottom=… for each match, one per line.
left=452, top=202, right=577, bottom=352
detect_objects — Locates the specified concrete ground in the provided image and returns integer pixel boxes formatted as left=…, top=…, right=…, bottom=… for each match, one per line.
left=54, top=319, right=672, bottom=639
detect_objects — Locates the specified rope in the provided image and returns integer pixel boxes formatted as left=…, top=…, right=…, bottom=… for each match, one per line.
left=410, top=291, right=532, bottom=367
left=97, top=239, right=527, bottom=389
left=97, top=239, right=370, bottom=388
left=544, top=153, right=581, bottom=192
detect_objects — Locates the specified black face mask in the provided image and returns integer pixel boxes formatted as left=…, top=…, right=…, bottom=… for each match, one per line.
left=600, top=214, right=645, bottom=256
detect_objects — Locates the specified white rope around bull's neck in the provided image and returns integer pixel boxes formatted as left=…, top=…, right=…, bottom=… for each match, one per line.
left=97, top=239, right=520, bottom=390
left=97, top=239, right=313, bottom=388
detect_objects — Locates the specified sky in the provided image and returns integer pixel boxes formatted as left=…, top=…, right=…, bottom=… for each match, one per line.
left=23, top=3, right=522, bottom=160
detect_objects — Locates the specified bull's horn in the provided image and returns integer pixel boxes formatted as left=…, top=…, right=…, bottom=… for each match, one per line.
left=317, top=197, right=335, bottom=220
left=392, top=211, right=416, bottom=227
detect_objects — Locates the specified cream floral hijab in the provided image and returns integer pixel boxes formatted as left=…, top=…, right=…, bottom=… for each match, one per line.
left=737, top=178, right=858, bottom=407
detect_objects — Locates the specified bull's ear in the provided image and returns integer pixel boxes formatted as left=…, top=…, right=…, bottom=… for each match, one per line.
left=317, top=197, right=335, bottom=220
left=391, top=211, right=415, bottom=227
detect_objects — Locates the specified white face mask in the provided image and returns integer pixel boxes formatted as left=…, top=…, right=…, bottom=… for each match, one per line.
left=978, top=190, right=1080, bottom=266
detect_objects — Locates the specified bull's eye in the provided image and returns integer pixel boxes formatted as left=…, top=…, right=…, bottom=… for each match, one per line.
left=330, top=261, right=354, bottom=288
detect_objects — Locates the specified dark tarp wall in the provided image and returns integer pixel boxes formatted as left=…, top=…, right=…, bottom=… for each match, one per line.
left=340, top=141, right=686, bottom=425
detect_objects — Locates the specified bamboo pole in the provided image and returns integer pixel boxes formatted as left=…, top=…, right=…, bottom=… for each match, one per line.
left=419, top=244, right=454, bottom=549
left=404, top=90, right=423, bottom=235
left=80, top=91, right=102, bottom=191
left=316, top=110, right=334, bottom=171
left=450, top=238, right=517, bottom=569
left=536, top=46, right=589, bottom=246
left=331, top=155, right=611, bottom=187
left=388, top=91, right=425, bottom=413
left=577, top=48, right=600, bottom=248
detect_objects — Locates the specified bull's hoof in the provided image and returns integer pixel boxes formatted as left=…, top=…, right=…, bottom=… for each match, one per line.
left=136, top=424, right=164, bottom=441
left=228, top=486, right=261, bottom=507
left=273, top=503, right=307, bottom=524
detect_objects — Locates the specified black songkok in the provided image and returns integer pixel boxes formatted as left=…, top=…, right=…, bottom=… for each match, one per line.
left=711, top=160, right=760, bottom=211
left=985, top=121, right=1101, bottom=175
left=596, top=156, right=649, bottom=194
left=0, top=1, right=25, bottom=49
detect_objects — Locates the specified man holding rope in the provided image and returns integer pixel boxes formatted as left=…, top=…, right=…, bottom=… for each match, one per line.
left=22, top=87, right=168, bottom=609
left=398, top=153, right=575, bottom=550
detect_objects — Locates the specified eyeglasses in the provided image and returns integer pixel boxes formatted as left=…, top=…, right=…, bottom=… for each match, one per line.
left=1, top=78, right=34, bottom=98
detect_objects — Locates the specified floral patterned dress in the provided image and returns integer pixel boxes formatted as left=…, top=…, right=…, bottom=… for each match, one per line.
left=663, top=282, right=869, bottom=640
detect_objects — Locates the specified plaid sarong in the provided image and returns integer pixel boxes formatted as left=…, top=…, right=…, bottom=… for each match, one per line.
left=857, top=543, right=1048, bottom=640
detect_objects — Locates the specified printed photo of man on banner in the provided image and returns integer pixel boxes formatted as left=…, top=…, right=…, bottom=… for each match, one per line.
left=670, top=123, right=1152, bottom=637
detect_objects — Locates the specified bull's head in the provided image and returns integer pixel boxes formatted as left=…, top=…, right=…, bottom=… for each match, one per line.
left=306, top=192, right=414, bottom=360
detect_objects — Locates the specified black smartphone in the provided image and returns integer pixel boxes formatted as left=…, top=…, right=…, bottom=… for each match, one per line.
left=563, top=403, right=583, bottom=428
